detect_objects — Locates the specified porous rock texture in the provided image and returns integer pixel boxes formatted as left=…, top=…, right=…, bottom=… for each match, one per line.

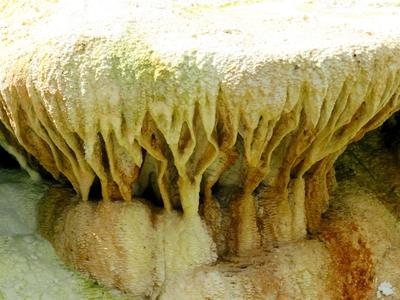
left=2, top=0, right=400, bottom=298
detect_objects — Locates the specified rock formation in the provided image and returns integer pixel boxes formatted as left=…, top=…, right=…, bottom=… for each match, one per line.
left=1, top=0, right=400, bottom=298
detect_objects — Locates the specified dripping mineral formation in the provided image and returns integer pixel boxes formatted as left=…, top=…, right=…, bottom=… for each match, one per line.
left=2, top=0, right=400, bottom=298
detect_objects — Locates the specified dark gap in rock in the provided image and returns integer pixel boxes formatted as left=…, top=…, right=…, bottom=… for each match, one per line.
left=0, top=147, right=20, bottom=169
left=88, top=177, right=102, bottom=202
left=37, top=166, right=55, bottom=181
left=141, top=172, right=164, bottom=208
left=381, top=111, right=400, bottom=156
left=97, top=133, right=110, bottom=176
left=211, top=183, right=239, bottom=208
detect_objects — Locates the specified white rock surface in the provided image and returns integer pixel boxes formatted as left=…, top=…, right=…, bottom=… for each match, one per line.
left=378, top=282, right=395, bottom=298
left=0, top=169, right=122, bottom=300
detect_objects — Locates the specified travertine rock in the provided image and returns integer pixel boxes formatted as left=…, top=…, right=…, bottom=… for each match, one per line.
left=2, top=0, right=400, bottom=298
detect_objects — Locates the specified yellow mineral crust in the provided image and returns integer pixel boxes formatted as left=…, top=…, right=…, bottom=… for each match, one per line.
left=2, top=0, right=400, bottom=298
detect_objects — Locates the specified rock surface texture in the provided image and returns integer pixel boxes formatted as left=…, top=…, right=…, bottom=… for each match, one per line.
left=2, top=0, right=400, bottom=299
